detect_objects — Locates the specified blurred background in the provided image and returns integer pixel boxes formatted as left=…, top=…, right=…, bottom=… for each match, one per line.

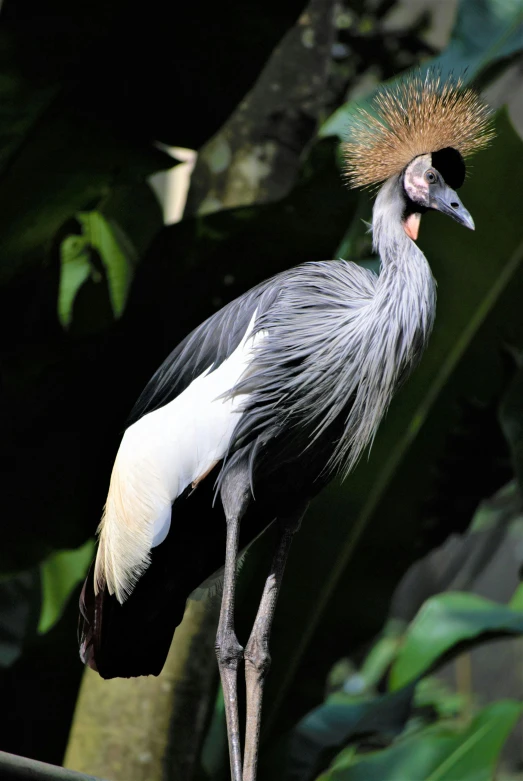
left=1, top=0, right=523, bottom=779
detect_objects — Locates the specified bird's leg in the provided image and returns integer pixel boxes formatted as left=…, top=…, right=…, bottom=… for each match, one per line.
left=217, top=515, right=243, bottom=781
left=243, top=507, right=306, bottom=781
left=217, top=465, right=251, bottom=781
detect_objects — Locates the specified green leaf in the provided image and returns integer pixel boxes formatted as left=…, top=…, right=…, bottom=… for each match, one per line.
left=58, top=234, right=92, bottom=327
left=38, top=539, right=94, bottom=634
left=359, top=621, right=404, bottom=689
left=286, top=686, right=414, bottom=781
left=389, top=592, right=523, bottom=691
left=318, top=701, right=522, bottom=781
left=320, top=0, right=523, bottom=140
left=76, top=211, right=137, bottom=318
left=57, top=181, right=165, bottom=328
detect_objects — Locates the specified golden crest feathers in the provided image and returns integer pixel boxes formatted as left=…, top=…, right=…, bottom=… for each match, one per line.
left=343, top=72, right=494, bottom=189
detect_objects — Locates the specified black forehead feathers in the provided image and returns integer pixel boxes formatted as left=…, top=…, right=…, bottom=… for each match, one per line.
left=432, top=147, right=466, bottom=189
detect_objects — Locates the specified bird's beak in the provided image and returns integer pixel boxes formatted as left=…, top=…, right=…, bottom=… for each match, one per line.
left=429, top=182, right=475, bottom=231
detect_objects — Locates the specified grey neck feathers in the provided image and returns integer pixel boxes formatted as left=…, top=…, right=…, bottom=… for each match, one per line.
left=330, top=175, right=437, bottom=476
left=372, top=174, right=436, bottom=345
left=230, top=176, right=438, bottom=484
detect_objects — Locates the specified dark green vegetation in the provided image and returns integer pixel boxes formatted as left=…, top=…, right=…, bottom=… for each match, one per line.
left=1, top=0, right=523, bottom=779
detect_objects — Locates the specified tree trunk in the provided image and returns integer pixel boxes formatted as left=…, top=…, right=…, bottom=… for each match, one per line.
left=185, top=0, right=337, bottom=215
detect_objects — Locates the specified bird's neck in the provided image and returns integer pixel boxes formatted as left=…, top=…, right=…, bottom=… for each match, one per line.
left=325, top=178, right=437, bottom=478
left=372, top=176, right=427, bottom=267
left=371, top=176, right=436, bottom=341
left=366, top=175, right=437, bottom=393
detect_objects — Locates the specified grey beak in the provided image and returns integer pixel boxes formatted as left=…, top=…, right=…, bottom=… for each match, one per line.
left=430, top=183, right=475, bottom=231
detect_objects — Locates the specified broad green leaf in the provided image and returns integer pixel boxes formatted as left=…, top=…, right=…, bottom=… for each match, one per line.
left=389, top=592, right=523, bottom=691
left=38, top=539, right=94, bottom=634
left=76, top=211, right=136, bottom=319
left=320, top=0, right=523, bottom=139
left=358, top=621, right=404, bottom=689
left=58, top=234, right=92, bottom=328
left=318, top=700, right=522, bottom=781
left=285, top=685, right=414, bottom=781
left=57, top=182, right=164, bottom=328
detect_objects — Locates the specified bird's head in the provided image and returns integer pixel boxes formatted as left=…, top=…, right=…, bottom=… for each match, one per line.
left=343, top=72, right=494, bottom=242
left=402, top=149, right=474, bottom=241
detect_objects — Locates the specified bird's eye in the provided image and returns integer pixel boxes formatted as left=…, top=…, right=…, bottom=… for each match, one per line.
left=425, top=170, right=437, bottom=184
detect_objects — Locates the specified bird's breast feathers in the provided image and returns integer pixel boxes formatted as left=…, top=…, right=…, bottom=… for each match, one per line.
left=95, top=311, right=265, bottom=603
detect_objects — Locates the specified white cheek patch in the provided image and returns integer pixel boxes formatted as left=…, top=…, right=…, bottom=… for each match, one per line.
left=404, top=153, right=431, bottom=206
left=404, top=172, right=429, bottom=204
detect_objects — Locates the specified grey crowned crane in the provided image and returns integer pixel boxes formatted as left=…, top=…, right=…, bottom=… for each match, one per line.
left=79, top=73, right=493, bottom=781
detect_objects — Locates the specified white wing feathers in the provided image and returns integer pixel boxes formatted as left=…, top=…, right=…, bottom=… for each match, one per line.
left=94, top=312, right=264, bottom=603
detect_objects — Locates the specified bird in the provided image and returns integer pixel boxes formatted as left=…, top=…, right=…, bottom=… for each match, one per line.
left=79, top=72, right=493, bottom=781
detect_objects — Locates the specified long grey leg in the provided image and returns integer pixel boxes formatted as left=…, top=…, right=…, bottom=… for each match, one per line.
left=243, top=507, right=306, bottom=781
left=216, top=463, right=251, bottom=781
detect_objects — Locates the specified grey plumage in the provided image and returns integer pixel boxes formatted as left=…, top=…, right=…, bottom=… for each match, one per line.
left=230, top=177, right=436, bottom=485
left=133, top=178, right=436, bottom=501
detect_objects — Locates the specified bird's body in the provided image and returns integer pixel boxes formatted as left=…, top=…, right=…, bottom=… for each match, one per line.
left=80, top=208, right=435, bottom=675
left=79, top=73, right=493, bottom=781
